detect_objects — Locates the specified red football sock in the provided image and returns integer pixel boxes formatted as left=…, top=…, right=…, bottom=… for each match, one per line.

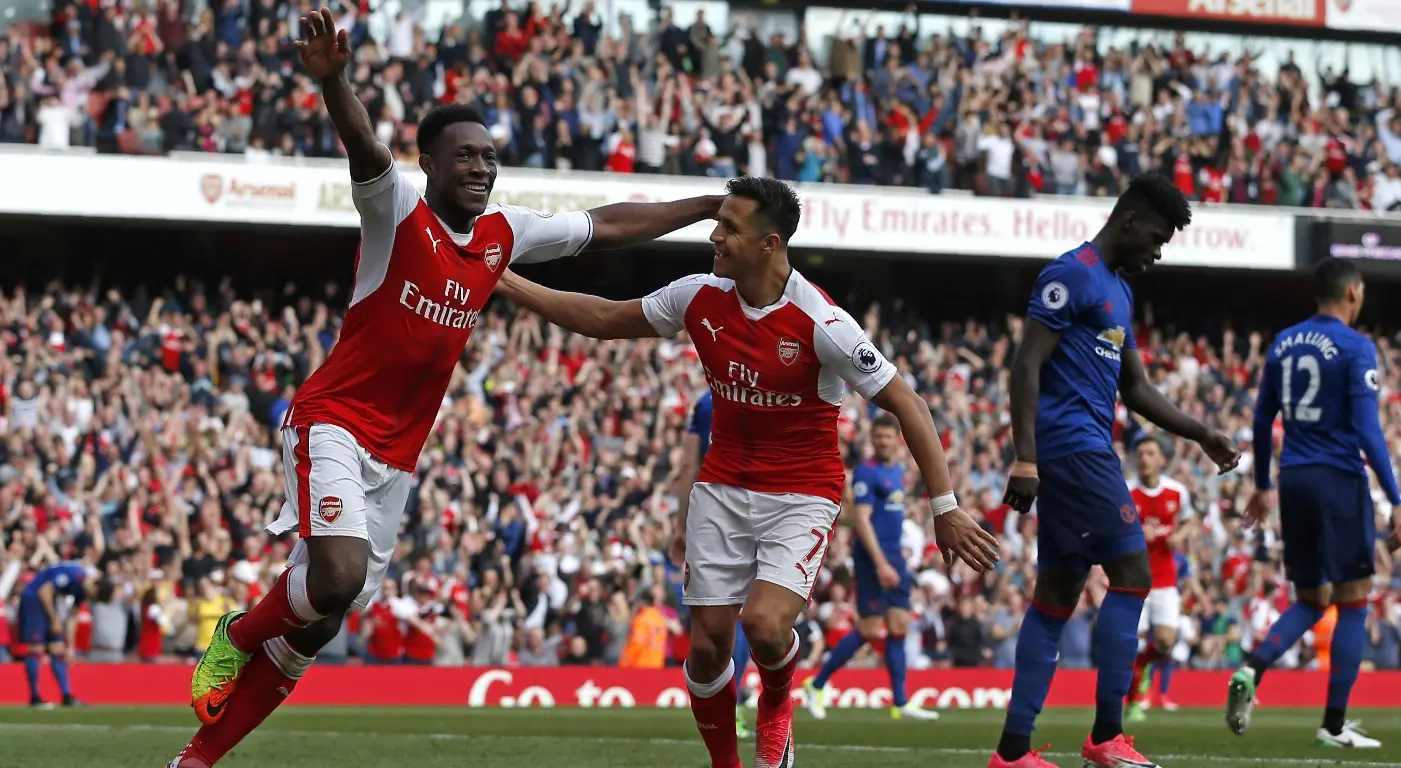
left=753, top=629, right=800, bottom=709
left=228, top=564, right=324, bottom=654
left=686, top=661, right=742, bottom=768
left=188, top=639, right=314, bottom=765
left=1127, top=645, right=1167, bottom=705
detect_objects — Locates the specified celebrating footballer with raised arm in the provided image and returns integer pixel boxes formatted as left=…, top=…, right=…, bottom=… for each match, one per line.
left=994, top=174, right=1240, bottom=768
left=495, top=176, right=998, bottom=768
left=169, top=8, right=727, bottom=768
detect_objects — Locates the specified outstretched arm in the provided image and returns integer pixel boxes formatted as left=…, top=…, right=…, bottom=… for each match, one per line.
left=297, top=8, right=392, bottom=183
left=495, top=271, right=659, bottom=340
left=584, top=195, right=726, bottom=251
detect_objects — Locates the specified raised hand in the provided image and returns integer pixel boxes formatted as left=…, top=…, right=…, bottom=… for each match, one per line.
left=295, top=8, right=351, bottom=80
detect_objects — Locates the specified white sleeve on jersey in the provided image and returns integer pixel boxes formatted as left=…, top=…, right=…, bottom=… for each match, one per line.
left=1172, top=480, right=1195, bottom=522
left=813, top=306, right=898, bottom=399
left=641, top=274, right=711, bottom=337
left=494, top=204, right=594, bottom=265
left=350, top=155, right=421, bottom=307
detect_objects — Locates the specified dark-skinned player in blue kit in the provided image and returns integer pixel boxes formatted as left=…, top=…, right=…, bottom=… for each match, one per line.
left=1226, top=257, right=1400, bottom=748
left=994, top=174, right=1241, bottom=768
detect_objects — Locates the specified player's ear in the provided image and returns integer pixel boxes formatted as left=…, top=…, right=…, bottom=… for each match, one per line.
left=418, top=152, right=434, bottom=177
left=763, top=232, right=781, bottom=256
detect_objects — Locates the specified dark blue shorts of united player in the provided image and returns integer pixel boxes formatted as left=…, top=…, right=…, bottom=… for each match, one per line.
left=1277, top=464, right=1376, bottom=589
left=17, top=593, right=60, bottom=647
left=853, top=550, right=912, bottom=617
left=1036, top=450, right=1147, bottom=575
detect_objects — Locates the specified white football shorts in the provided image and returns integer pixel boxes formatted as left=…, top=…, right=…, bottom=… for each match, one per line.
left=1137, top=586, right=1183, bottom=634
left=268, top=423, right=413, bottom=611
left=683, top=482, right=839, bottom=606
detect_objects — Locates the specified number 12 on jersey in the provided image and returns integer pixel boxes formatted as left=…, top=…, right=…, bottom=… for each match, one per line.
left=1280, top=354, right=1322, bottom=422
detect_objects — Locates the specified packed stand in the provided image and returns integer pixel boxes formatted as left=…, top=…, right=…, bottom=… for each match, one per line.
left=1, top=277, right=1399, bottom=673
left=2, top=2, right=1401, bottom=211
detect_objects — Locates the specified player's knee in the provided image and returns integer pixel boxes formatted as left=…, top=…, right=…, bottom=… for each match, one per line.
left=285, top=612, right=346, bottom=657
left=1103, top=550, right=1152, bottom=593
left=884, top=613, right=910, bottom=638
left=1153, top=629, right=1177, bottom=654
left=739, top=612, right=790, bottom=660
left=686, top=630, right=732, bottom=682
left=304, top=540, right=370, bottom=613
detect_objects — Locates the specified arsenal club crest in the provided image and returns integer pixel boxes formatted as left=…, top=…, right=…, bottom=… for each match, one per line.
left=777, top=337, right=800, bottom=366
left=483, top=243, right=503, bottom=271
left=201, top=174, right=224, bottom=204
left=320, top=496, right=343, bottom=523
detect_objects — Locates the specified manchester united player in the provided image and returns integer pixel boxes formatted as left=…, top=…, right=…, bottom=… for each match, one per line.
left=169, top=9, right=725, bottom=767
left=1124, top=436, right=1192, bottom=721
left=496, top=176, right=998, bottom=768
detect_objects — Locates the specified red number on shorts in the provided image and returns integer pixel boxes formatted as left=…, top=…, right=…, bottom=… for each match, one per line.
left=802, top=528, right=827, bottom=563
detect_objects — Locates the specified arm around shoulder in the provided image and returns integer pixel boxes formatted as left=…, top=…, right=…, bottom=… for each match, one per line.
left=496, top=271, right=661, bottom=340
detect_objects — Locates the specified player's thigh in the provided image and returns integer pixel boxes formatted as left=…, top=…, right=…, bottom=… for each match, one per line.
left=683, top=483, right=757, bottom=606
left=1318, top=470, right=1378, bottom=586
left=1145, top=587, right=1182, bottom=628
left=16, top=599, right=48, bottom=647
left=279, top=423, right=372, bottom=543
left=351, top=461, right=415, bottom=612
left=1033, top=454, right=1100, bottom=581
left=1277, top=467, right=1329, bottom=590
left=852, top=558, right=888, bottom=619
left=752, top=490, right=839, bottom=603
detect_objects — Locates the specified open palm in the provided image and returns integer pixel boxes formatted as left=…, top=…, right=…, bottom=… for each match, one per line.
left=296, top=8, right=350, bottom=80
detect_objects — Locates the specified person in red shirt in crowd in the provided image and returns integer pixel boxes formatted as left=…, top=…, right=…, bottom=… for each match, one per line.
left=359, top=579, right=406, bottom=664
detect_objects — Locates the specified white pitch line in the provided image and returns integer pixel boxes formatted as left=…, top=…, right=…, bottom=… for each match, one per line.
left=1, top=722, right=1398, bottom=767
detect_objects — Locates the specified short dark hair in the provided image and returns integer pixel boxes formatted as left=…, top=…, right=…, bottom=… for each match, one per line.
left=871, top=413, right=900, bottom=433
left=1314, top=256, right=1362, bottom=304
left=1111, top=173, right=1192, bottom=233
left=725, top=176, right=802, bottom=244
left=417, top=104, right=487, bottom=154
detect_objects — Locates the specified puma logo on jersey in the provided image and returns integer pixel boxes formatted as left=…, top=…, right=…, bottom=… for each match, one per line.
left=701, top=318, right=723, bottom=341
left=425, top=227, right=442, bottom=254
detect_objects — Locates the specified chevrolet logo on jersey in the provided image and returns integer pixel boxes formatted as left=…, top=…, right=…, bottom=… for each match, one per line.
left=1096, top=326, right=1126, bottom=362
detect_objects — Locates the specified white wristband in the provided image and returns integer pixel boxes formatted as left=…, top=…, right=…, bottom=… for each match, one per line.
left=930, top=491, right=958, bottom=517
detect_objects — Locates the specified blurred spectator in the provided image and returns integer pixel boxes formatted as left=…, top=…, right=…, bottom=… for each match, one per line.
left=2, top=6, right=1401, bottom=212
left=2, top=263, right=1400, bottom=673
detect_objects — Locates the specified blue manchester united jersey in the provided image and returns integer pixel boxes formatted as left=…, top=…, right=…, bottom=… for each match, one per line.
left=1027, top=243, right=1137, bottom=461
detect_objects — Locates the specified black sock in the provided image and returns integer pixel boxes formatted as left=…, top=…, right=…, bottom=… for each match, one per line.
left=1245, top=654, right=1267, bottom=686
left=997, top=731, right=1031, bottom=762
left=1323, top=707, right=1346, bottom=736
left=1091, top=719, right=1122, bottom=745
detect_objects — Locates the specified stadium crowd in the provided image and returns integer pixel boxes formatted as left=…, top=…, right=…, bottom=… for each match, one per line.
left=3, top=1, right=1401, bottom=209
left=1, top=274, right=1399, bottom=675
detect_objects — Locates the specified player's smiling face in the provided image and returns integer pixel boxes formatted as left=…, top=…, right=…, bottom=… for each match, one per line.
left=709, top=196, right=768, bottom=279
left=421, top=121, right=497, bottom=219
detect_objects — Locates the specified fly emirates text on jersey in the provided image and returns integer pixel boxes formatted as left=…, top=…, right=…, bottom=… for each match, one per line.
left=706, top=361, right=805, bottom=408
left=400, top=278, right=481, bottom=331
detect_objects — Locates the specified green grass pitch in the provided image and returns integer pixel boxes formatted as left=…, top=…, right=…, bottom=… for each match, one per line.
left=0, top=705, right=1397, bottom=767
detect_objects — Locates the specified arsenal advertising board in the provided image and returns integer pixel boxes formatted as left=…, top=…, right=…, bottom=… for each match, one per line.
left=1130, top=0, right=1324, bottom=25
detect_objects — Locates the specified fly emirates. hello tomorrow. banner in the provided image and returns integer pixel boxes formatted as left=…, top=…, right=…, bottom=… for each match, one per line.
left=0, top=151, right=1295, bottom=270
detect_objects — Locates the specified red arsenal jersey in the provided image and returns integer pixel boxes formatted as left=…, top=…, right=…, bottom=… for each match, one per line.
left=287, top=166, right=593, bottom=471
left=642, top=270, right=897, bottom=503
left=1127, top=476, right=1193, bottom=589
